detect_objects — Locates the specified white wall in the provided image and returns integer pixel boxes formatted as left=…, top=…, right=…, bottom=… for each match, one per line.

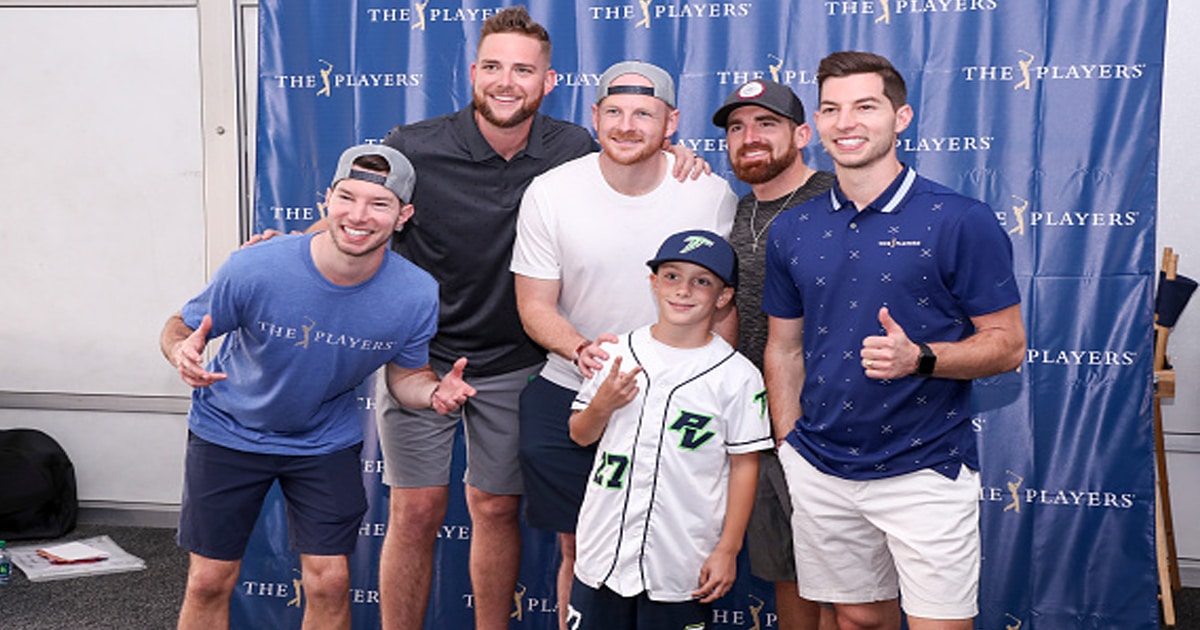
left=0, top=1, right=1196, bottom=584
left=1157, top=0, right=1200, bottom=587
left=0, top=0, right=248, bottom=524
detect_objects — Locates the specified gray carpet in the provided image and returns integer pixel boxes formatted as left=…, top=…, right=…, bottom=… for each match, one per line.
left=2, top=523, right=188, bottom=629
left=1, top=522, right=1196, bottom=628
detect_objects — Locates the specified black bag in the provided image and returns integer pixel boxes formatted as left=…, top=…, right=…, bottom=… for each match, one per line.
left=0, top=429, right=78, bottom=540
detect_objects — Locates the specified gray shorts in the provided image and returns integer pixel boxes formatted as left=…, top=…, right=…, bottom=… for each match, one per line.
left=376, top=361, right=542, bottom=496
left=745, top=449, right=797, bottom=582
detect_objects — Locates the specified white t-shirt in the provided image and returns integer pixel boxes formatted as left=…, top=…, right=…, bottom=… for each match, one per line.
left=510, top=152, right=737, bottom=390
left=571, top=326, right=772, bottom=601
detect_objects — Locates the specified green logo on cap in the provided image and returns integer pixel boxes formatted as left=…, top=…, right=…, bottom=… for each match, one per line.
left=679, top=235, right=714, bottom=254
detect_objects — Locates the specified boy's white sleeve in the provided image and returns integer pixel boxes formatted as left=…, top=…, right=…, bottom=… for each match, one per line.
left=725, top=362, right=772, bottom=454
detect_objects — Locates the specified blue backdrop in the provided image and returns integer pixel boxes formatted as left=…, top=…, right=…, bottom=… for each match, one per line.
left=246, top=2, right=1166, bottom=628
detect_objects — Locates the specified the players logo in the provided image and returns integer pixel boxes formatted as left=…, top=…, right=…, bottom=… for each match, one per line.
left=316, top=59, right=334, bottom=97
left=295, top=317, right=316, bottom=349
left=1004, top=470, right=1024, bottom=513
left=635, top=0, right=653, bottom=28
left=411, top=0, right=429, bottom=30
left=287, top=568, right=304, bottom=608
left=510, top=582, right=526, bottom=620
left=670, top=411, right=715, bottom=450
left=875, top=0, right=892, bottom=24
left=1014, top=50, right=1035, bottom=91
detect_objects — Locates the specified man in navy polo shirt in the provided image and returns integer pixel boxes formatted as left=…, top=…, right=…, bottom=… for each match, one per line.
left=762, top=51, right=1026, bottom=630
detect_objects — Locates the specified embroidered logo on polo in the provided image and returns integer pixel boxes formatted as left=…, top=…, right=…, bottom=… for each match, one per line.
left=670, top=411, right=716, bottom=450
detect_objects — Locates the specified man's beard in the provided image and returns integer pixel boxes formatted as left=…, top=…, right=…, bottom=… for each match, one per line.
left=474, top=90, right=541, bottom=129
left=731, top=142, right=798, bottom=185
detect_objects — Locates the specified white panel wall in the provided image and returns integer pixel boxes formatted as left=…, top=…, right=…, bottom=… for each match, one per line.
left=1158, top=0, right=1200, bottom=588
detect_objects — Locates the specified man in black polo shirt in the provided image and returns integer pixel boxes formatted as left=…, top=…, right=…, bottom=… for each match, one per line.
left=375, top=7, right=704, bottom=629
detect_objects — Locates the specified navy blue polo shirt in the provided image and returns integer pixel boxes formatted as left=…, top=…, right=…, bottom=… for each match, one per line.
left=384, top=106, right=597, bottom=377
left=762, top=166, right=1019, bottom=480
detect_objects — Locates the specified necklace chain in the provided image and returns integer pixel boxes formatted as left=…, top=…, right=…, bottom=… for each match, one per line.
left=750, top=186, right=801, bottom=252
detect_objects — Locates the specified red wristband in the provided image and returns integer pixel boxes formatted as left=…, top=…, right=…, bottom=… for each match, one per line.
left=572, top=339, right=592, bottom=366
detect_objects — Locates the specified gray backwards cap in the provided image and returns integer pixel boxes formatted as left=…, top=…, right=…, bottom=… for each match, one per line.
left=596, top=61, right=676, bottom=109
left=331, top=144, right=416, bottom=204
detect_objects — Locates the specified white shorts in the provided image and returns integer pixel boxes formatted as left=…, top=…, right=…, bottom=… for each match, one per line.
left=779, top=446, right=980, bottom=620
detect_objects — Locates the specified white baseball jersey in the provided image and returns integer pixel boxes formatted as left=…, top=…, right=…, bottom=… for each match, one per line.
left=572, top=325, right=771, bottom=602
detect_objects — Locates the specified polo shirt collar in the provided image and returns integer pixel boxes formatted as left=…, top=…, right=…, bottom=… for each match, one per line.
left=829, top=164, right=917, bottom=214
left=456, top=105, right=549, bottom=161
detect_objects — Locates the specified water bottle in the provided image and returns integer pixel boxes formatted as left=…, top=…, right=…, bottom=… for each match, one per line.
left=0, top=539, right=10, bottom=585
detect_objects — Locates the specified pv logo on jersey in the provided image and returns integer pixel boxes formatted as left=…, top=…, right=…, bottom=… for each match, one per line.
left=670, top=411, right=715, bottom=450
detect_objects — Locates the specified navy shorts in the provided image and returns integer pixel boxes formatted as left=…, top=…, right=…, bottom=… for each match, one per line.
left=518, top=376, right=596, bottom=533
left=177, top=432, right=368, bottom=561
left=567, top=578, right=711, bottom=630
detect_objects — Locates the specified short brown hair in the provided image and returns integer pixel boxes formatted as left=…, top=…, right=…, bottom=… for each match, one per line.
left=817, top=51, right=907, bottom=111
left=353, top=154, right=390, bottom=174
left=478, top=6, right=551, bottom=60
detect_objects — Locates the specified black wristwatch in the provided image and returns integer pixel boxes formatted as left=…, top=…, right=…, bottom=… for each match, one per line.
left=915, top=341, right=937, bottom=377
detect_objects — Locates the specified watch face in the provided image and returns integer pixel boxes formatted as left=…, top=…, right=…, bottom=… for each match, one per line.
left=917, top=342, right=937, bottom=376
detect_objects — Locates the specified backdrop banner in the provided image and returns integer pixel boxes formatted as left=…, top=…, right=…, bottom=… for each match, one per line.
left=248, top=2, right=1166, bottom=628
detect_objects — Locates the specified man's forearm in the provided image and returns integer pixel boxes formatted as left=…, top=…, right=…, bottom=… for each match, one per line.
left=385, top=364, right=439, bottom=410
left=160, top=313, right=193, bottom=366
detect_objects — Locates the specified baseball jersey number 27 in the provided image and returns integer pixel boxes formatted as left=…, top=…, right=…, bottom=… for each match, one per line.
left=592, top=452, right=630, bottom=489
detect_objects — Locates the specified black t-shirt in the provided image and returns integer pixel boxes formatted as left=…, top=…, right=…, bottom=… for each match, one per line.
left=383, top=106, right=597, bottom=377
left=729, top=170, right=836, bottom=369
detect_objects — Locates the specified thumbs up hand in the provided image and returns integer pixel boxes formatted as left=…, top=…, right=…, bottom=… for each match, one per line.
left=860, top=307, right=919, bottom=379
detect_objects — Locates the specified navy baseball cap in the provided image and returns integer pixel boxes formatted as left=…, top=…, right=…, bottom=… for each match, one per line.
left=332, top=143, right=416, bottom=205
left=712, top=79, right=806, bottom=128
left=647, top=230, right=738, bottom=288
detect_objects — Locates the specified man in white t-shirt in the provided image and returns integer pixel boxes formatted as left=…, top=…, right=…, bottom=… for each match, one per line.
left=510, top=60, right=737, bottom=629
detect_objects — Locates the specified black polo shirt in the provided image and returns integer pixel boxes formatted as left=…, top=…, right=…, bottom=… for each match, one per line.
left=383, top=106, right=597, bottom=377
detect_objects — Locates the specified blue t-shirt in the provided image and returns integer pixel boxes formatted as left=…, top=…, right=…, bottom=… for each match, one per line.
left=180, top=233, right=438, bottom=455
left=762, top=167, right=1019, bottom=480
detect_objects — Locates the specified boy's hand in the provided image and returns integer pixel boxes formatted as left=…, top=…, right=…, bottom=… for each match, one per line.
left=693, top=547, right=737, bottom=603
left=589, top=356, right=642, bottom=416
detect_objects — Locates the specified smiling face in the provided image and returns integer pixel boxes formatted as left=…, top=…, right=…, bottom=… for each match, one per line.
left=592, top=73, right=679, bottom=166
left=649, top=261, right=734, bottom=330
left=725, top=104, right=808, bottom=185
left=323, top=174, right=411, bottom=260
left=814, top=72, right=912, bottom=172
left=470, top=32, right=555, bottom=130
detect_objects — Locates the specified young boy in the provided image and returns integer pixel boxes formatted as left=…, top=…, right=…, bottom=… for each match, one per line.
left=566, top=229, right=772, bottom=629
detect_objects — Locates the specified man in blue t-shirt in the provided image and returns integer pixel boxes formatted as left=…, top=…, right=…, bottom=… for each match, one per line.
left=763, top=52, right=1026, bottom=630
left=160, top=144, right=475, bottom=630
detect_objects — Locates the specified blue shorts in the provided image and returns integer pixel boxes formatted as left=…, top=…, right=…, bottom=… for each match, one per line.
left=518, top=376, right=596, bottom=533
left=177, top=432, right=368, bottom=561
left=567, top=578, right=711, bottom=630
